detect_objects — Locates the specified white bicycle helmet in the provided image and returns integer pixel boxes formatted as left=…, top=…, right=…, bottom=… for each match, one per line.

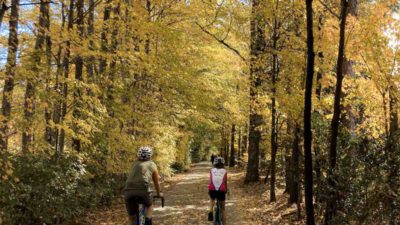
left=213, top=157, right=225, bottom=165
left=137, top=146, right=153, bottom=160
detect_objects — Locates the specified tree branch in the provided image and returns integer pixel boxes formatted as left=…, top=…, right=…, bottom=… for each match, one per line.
left=195, top=22, right=246, bottom=62
left=318, top=0, right=340, bottom=19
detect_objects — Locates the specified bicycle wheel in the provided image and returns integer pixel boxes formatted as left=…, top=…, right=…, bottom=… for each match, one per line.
left=214, top=201, right=223, bottom=225
left=136, top=204, right=146, bottom=225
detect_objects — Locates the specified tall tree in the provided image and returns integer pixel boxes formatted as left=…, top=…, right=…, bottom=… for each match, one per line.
left=0, top=0, right=19, bottom=151
left=324, top=0, right=349, bottom=224
left=304, top=0, right=316, bottom=224
left=71, top=0, right=85, bottom=152
left=245, top=0, right=265, bottom=183
left=22, top=0, right=51, bottom=152
left=229, top=124, right=236, bottom=167
left=269, top=0, right=280, bottom=201
left=0, top=0, right=7, bottom=29
left=57, top=0, right=75, bottom=156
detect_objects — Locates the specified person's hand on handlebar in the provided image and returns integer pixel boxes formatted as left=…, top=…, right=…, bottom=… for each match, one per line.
left=157, top=192, right=164, bottom=198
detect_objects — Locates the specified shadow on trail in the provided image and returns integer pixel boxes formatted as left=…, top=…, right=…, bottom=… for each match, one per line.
left=153, top=161, right=242, bottom=225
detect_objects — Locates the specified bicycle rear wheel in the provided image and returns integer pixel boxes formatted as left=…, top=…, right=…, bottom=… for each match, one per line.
left=136, top=204, right=146, bottom=225
left=214, top=201, right=223, bottom=225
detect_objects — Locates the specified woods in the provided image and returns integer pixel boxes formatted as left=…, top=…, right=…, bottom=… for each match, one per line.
left=0, top=0, right=400, bottom=224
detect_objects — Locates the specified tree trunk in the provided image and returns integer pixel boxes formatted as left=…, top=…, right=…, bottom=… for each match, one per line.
left=270, top=50, right=278, bottom=203
left=0, top=0, right=8, bottom=29
left=99, top=0, right=111, bottom=75
left=237, top=126, right=241, bottom=159
left=245, top=0, right=265, bottom=183
left=225, top=132, right=229, bottom=163
left=284, top=121, right=292, bottom=194
left=0, top=0, right=19, bottom=152
left=86, top=0, right=96, bottom=82
left=229, top=124, right=236, bottom=167
left=304, top=0, right=316, bottom=224
left=58, top=0, right=75, bottom=156
left=22, top=0, right=51, bottom=152
left=52, top=0, right=66, bottom=157
left=71, top=0, right=85, bottom=152
left=388, top=85, right=399, bottom=225
left=314, top=12, right=325, bottom=200
left=324, top=1, right=349, bottom=224
left=106, top=3, right=121, bottom=117
left=242, top=123, right=248, bottom=156
left=289, top=123, right=301, bottom=204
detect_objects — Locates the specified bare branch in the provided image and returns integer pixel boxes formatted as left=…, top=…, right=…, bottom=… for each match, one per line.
left=195, top=22, right=246, bottom=62
left=318, top=0, right=340, bottom=19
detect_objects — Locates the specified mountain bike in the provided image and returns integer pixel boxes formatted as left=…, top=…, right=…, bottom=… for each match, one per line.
left=213, top=199, right=223, bottom=225
left=136, top=195, right=165, bottom=225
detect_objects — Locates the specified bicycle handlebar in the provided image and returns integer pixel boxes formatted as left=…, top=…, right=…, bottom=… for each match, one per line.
left=153, top=196, right=165, bottom=208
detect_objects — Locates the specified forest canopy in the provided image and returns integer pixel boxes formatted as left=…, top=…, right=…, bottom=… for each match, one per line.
left=0, top=0, right=399, bottom=224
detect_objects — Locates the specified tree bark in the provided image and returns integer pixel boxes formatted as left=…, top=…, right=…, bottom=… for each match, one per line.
left=324, top=1, right=349, bottom=224
left=229, top=124, right=236, bottom=167
left=314, top=11, right=325, bottom=200
left=99, top=0, right=112, bottom=75
left=0, top=0, right=8, bottom=29
left=270, top=38, right=279, bottom=203
left=237, top=126, right=241, bottom=159
left=0, top=0, right=19, bottom=152
left=387, top=85, right=399, bottom=225
left=289, top=123, right=301, bottom=204
left=86, top=0, right=96, bottom=82
left=284, top=120, right=292, bottom=194
left=304, top=0, right=316, bottom=224
left=245, top=0, right=265, bottom=183
left=242, top=123, right=248, bottom=156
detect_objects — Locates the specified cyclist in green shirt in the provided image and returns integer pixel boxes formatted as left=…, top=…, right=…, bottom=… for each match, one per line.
left=124, top=146, right=163, bottom=225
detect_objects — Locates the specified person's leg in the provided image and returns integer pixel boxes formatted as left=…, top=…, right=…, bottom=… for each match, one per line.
left=208, top=191, right=216, bottom=221
left=145, top=204, right=153, bottom=218
left=143, top=194, right=153, bottom=225
left=208, top=198, right=216, bottom=221
left=125, top=195, right=139, bottom=225
left=210, top=198, right=215, bottom=212
left=128, top=215, right=138, bottom=225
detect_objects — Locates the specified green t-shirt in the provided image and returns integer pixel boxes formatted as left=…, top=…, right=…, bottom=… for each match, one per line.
left=125, top=160, right=156, bottom=192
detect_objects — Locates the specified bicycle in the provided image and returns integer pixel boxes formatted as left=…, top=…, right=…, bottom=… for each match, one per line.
left=136, top=195, right=165, bottom=225
left=213, top=199, right=223, bottom=225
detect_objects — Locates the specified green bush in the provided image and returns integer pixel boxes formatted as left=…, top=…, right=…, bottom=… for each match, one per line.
left=0, top=154, right=124, bottom=225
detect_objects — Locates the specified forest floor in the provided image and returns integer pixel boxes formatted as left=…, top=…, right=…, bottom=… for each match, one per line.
left=83, top=162, right=306, bottom=225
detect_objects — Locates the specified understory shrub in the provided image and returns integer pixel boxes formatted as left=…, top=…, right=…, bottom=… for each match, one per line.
left=0, top=154, right=125, bottom=225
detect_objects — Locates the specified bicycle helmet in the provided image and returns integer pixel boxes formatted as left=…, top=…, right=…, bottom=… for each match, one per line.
left=213, top=157, right=225, bottom=166
left=137, top=146, right=153, bottom=160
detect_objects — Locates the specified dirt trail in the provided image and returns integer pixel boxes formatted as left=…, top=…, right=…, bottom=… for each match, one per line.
left=85, top=162, right=304, bottom=225
left=85, top=162, right=245, bottom=225
left=152, top=161, right=243, bottom=225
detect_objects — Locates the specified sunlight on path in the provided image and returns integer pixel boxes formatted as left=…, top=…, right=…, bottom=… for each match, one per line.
left=85, top=162, right=246, bottom=225
left=153, top=161, right=242, bottom=225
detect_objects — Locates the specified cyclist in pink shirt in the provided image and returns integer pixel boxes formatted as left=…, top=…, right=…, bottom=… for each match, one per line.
left=208, top=157, right=228, bottom=224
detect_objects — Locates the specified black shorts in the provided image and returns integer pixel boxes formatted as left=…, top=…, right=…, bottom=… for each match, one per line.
left=124, top=190, right=153, bottom=216
left=209, top=190, right=226, bottom=201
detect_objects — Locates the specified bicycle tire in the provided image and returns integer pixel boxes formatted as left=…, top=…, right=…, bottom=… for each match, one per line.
left=136, top=205, right=146, bottom=225
left=214, top=201, right=223, bottom=225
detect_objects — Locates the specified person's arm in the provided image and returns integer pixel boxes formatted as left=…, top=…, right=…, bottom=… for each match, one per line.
left=152, top=166, right=162, bottom=197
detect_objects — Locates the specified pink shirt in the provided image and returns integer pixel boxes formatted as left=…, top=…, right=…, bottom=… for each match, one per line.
left=208, top=168, right=227, bottom=192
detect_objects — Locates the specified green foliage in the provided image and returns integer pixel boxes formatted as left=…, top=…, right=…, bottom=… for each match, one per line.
left=0, top=154, right=124, bottom=225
